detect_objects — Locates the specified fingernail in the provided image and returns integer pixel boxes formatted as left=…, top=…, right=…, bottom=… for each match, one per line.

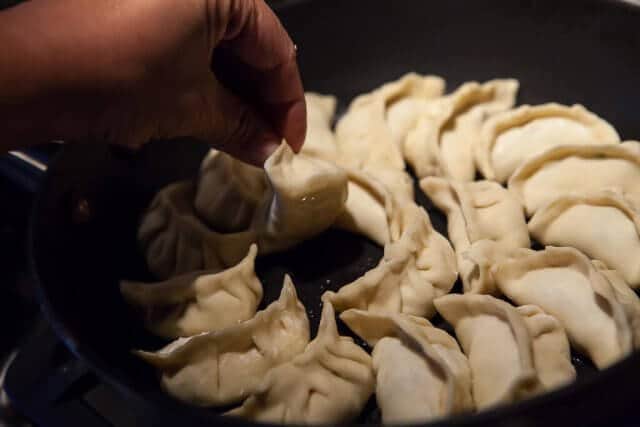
left=285, top=99, right=307, bottom=153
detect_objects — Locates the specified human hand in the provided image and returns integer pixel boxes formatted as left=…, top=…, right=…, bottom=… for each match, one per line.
left=0, top=0, right=306, bottom=165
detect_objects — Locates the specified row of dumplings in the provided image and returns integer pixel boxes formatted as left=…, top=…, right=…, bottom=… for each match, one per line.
left=122, top=242, right=636, bottom=423
left=120, top=257, right=574, bottom=424
left=124, top=72, right=640, bottom=424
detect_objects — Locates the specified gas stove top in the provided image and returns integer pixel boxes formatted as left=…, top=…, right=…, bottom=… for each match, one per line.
left=4, top=321, right=145, bottom=427
left=1, top=315, right=160, bottom=427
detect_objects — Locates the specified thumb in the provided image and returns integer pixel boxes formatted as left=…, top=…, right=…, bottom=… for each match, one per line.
left=167, top=74, right=282, bottom=167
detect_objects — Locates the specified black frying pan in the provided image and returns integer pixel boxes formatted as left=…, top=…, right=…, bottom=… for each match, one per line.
left=27, top=0, right=640, bottom=425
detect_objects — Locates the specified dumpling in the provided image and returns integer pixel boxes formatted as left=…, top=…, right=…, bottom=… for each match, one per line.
left=340, top=309, right=473, bottom=423
left=194, top=150, right=267, bottom=232
left=140, top=142, right=348, bottom=279
left=528, top=190, right=640, bottom=288
left=373, top=168, right=416, bottom=202
left=227, top=301, right=374, bottom=424
left=335, top=74, right=442, bottom=200
left=593, top=260, right=640, bottom=348
left=420, top=177, right=530, bottom=294
left=323, top=203, right=457, bottom=318
left=376, top=73, right=446, bottom=147
left=492, top=246, right=633, bottom=368
left=299, top=92, right=339, bottom=162
left=476, top=103, right=620, bottom=183
left=138, top=180, right=257, bottom=279
left=334, top=168, right=398, bottom=246
left=258, top=141, right=348, bottom=252
left=335, top=73, right=445, bottom=171
left=515, top=305, right=576, bottom=390
left=120, top=245, right=261, bottom=338
left=508, top=141, right=640, bottom=216
left=195, top=125, right=345, bottom=234
left=404, top=79, right=518, bottom=180
left=458, top=240, right=534, bottom=296
left=136, top=276, right=309, bottom=407
left=434, top=294, right=542, bottom=409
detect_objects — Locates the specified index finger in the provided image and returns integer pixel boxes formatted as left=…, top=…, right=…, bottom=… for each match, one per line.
left=211, top=0, right=306, bottom=152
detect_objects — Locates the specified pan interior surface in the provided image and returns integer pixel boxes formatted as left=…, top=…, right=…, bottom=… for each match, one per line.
left=30, top=0, right=640, bottom=426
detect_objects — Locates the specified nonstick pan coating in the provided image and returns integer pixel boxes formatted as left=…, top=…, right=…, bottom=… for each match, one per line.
left=31, top=0, right=640, bottom=425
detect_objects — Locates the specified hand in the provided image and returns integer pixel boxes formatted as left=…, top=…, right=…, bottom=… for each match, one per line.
left=0, top=0, right=306, bottom=165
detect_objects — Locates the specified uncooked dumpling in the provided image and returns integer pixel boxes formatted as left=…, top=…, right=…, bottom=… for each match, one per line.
left=259, top=141, right=348, bottom=252
left=458, top=240, right=534, bottom=296
left=508, top=141, right=640, bottom=216
left=336, top=73, right=445, bottom=171
left=323, top=204, right=457, bottom=318
left=593, top=260, right=640, bottom=348
left=381, top=74, right=447, bottom=147
left=528, top=191, right=640, bottom=288
left=139, top=180, right=257, bottom=279
left=515, top=305, right=576, bottom=390
left=121, top=244, right=262, bottom=338
left=334, top=168, right=398, bottom=246
left=434, top=294, right=542, bottom=409
left=340, top=309, right=473, bottom=423
left=227, top=301, right=374, bottom=425
left=476, top=103, right=620, bottom=183
left=373, top=168, right=416, bottom=202
left=194, top=150, right=267, bottom=232
left=420, top=177, right=530, bottom=294
left=196, top=106, right=345, bottom=234
left=140, top=142, right=348, bottom=279
left=404, top=79, right=518, bottom=180
left=299, top=92, right=339, bottom=162
left=492, top=246, right=633, bottom=368
left=136, top=276, right=309, bottom=407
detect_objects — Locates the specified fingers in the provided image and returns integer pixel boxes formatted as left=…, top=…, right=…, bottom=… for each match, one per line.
left=199, top=77, right=281, bottom=167
left=209, top=0, right=306, bottom=152
left=167, top=74, right=281, bottom=166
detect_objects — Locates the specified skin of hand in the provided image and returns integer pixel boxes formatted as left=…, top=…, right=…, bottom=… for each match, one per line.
left=0, top=0, right=306, bottom=166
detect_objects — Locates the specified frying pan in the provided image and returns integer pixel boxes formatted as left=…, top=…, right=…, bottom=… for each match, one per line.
left=23, top=0, right=640, bottom=425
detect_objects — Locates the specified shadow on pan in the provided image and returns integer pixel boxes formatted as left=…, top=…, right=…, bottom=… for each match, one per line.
left=29, top=0, right=640, bottom=426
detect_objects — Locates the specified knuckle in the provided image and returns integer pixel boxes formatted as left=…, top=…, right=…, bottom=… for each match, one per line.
left=218, top=106, right=259, bottom=150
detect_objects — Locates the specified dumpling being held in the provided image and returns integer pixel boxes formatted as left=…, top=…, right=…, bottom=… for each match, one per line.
left=135, top=276, right=309, bottom=407
left=340, top=309, right=473, bottom=423
left=120, top=244, right=262, bottom=338
left=258, top=141, right=348, bottom=252
left=227, top=301, right=374, bottom=425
